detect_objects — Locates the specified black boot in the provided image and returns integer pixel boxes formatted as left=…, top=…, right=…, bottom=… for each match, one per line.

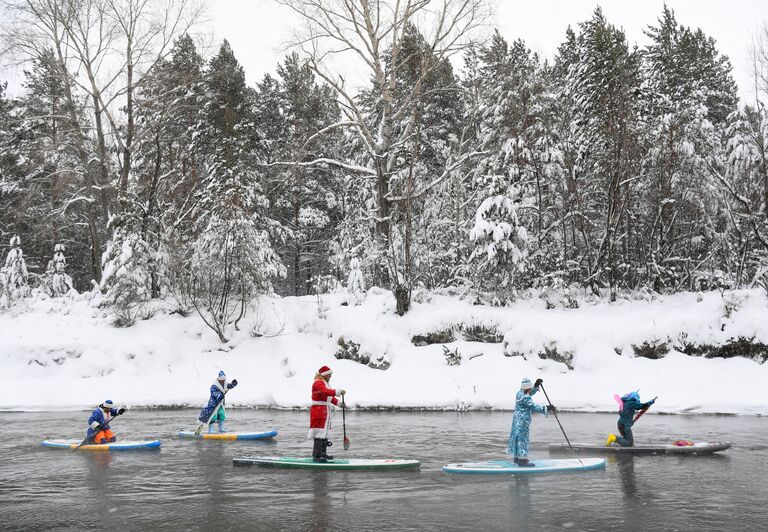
left=516, top=458, right=535, bottom=467
left=322, top=439, right=334, bottom=461
left=312, top=438, right=326, bottom=463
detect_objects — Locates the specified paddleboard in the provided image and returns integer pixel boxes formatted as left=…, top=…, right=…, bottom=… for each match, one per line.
left=233, top=456, right=420, bottom=470
left=549, top=441, right=731, bottom=455
left=178, top=430, right=278, bottom=441
left=442, top=458, right=605, bottom=474
left=42, top=439, right=161, bottom=451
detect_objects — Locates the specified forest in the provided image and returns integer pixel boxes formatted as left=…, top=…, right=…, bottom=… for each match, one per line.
left=1, top=0, right=767, bottom=339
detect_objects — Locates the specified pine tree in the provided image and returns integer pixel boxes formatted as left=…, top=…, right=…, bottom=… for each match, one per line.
left=566, top=8, right=642, bottom=298
left=263, top=53, right=344, bottom=296
left=469, top=32, right=564, bottom=293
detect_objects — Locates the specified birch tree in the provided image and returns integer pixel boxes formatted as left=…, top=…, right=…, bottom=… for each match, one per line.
left=276, top=0, right=490, bottom=314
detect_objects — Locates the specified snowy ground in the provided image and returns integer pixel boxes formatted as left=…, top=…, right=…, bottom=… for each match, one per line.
left=1, top=288, right=767, bottom=414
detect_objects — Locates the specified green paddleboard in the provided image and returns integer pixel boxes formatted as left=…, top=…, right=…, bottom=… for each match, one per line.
left=233, top=456, right=420, bottom=470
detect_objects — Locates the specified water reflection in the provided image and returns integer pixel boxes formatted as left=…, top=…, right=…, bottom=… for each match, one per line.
left=504, top=474, right=532, bottom=530
left=614, top=456, right=637, bottom=499
left=86, top=453, right=116, bottom=517
left=311, top=473, right=330, bottom=532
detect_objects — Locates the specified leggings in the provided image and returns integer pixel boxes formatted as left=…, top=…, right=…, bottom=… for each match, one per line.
left=615, top=422, right=634, bottom=447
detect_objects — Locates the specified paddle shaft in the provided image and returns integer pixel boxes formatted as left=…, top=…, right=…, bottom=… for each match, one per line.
left=633, top=396, right=658, bottom=423
left=539, top=384, right=582, bottom=465
left=195, top=388, right=230, bottom=435
left=76, top=412, right=122, bottom=449
left=341, top=395, right=349, bottom=450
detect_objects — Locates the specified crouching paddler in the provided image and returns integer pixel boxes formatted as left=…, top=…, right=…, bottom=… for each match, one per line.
left=87, top=400, right=126, bottom=444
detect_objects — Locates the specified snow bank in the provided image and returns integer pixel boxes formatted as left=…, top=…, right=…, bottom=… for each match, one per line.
left=1, top=289, right=766, bottom=414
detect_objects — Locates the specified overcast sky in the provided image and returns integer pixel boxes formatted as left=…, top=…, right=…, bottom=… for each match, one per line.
left=208, top=0, right=768, bottom=103
left=2, top=1, right=766, bottom=102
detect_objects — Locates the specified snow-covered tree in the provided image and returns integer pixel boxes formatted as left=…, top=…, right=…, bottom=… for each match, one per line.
left=259, top=53, right=344, bottom=296
left=2, top=235, right=30, bottom=304
left=346, top=257, right=365, bottom=305
left=469, top=32, right=565, bottom=291
left=43, top=243, right=75, bottom=296
left=186, top=215, right=286, bottom=342
left=562, top=8, right=643, bottom=299
left=100, top=229, right=157, bottom=326
left=469, top=194, right=529, bottom=301
left=638, top=6, right=737, bottom=291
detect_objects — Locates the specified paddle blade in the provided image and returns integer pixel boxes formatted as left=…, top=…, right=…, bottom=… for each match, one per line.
left=343, top=436, right=350, bottom=451
left=194, top=423, right=204, bottom=436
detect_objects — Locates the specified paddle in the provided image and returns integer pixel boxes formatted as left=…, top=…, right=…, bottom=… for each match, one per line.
left=539, top=383, right=582, bottom=465
left=195, top=387, right=231, bottom=436
left=341, top=394, right=350, bottom=451
left=633, top=396, right=658, bottom=423
left=75, top=411, right=123, bottom=449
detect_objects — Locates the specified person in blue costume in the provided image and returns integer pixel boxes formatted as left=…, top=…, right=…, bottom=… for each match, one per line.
left=507, top=377, right=555, bottom=467
left=87, top=400, right=126, bottom=444
left=607, top=391, right=656, bottom=447
left=198, top=370, right=238, bottom=433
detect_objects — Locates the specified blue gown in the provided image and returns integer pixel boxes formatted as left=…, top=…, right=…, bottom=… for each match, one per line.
left=507, top=387, right=547, bottom=458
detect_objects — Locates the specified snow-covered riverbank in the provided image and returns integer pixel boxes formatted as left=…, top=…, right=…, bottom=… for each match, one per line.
left=1, top=289, right=767, bottom=414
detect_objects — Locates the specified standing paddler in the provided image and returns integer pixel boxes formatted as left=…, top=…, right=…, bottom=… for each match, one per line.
left=309, top=365, right=346, bottom=463
left=507, top=377, right=555, bottom=467
left=198, top=370, right=238, bottom=433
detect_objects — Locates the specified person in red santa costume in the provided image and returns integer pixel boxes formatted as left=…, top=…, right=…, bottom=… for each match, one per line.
left=309, top=365, right=346, bottom=462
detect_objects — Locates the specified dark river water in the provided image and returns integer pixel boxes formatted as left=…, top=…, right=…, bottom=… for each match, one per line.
left=0, top=410, right=765, bottom=531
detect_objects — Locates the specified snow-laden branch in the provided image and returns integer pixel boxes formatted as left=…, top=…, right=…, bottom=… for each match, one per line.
left=386, top=149, right=489, bottom=203
left=708, top=161, right=768, bottom=249
left=266, top=158, right=376, bottom=176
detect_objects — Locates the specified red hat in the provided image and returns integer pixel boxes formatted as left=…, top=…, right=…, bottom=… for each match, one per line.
left=318, top=365, right=333, bottom=376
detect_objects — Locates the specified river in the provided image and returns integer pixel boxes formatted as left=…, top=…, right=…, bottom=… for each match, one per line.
left=0, top=410, right=765, bottom=531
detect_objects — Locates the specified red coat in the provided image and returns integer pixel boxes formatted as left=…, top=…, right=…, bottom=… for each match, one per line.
left=308, top=378, right=339, bottom=439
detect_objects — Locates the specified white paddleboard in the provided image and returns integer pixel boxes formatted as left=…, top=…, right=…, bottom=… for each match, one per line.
left=42, top=439, right=161, bottom=451
left=443, top=458, right=606, bottom=474
left=549, top=441, right=731, bottom=455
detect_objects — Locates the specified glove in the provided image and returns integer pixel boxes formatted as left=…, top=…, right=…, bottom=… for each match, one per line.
left=339, top=389, right=346, bottom=396
left=117, top=407, right=126, bottom=415
left=648, top=399, right=655, bottom=406
left=547, top=405, right=556, bottom=413
left=535, top=378, right=543, bottom=388
left=230, top=379, right=238, bottom=387
left=90, top=421, right=101, bottom=429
